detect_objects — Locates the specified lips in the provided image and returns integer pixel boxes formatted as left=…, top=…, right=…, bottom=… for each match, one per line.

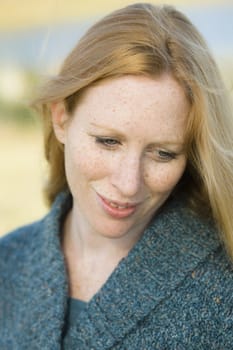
left=97, top=193, right=139, bottom=219
left=107, top=201, right=134, bottom=209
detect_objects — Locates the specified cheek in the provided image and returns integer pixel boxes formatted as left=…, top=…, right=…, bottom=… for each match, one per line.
left=64, top=141, right=110, bottom=184
left=145, top=160, right=186, bottom=194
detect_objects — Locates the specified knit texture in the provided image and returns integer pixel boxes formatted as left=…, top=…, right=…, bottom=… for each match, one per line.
left=0, top=191, right=232, bottom=349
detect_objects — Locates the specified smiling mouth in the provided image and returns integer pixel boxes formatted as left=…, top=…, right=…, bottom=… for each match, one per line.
left=107, top=201, right=135, bottom=209
left=97, top=193, right=140, bottom=219
left=100, top=194, right=139, bottom=208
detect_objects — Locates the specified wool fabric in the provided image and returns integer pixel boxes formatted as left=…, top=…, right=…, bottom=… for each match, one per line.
left=0, top=191, right=232, bottom=349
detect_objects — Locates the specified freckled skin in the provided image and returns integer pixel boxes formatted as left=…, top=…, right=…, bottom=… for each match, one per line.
left=54, top=74, right=190, bottom=243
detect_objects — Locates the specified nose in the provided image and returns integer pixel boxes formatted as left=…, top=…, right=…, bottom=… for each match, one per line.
left=110, top=153, right=143, bottom=198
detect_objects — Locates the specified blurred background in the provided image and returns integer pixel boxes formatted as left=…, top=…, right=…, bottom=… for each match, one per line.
left=0, top=0, right=232, bottom=236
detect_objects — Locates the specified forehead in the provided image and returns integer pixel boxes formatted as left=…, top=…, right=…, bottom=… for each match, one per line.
left=73, top=74, right=189, bottom=143
left=84, top=74, right=185, bottom=103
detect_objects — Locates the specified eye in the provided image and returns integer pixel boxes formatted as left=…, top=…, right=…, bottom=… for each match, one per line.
left=147, top=147, right=177, bottom=162
left=157, top=150, right=176, bottom=161
left=95, top=136, right=120, bottom=148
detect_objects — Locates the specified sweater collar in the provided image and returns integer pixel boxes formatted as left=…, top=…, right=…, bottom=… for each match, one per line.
left=17, top=192, right=71, bottom=348
left=19, top=191, right=220, bottom=349
left=67, top=194, right=220, bottom=349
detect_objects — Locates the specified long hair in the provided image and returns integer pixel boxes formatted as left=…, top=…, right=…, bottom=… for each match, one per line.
left=34, top=3, right=233, bottom=259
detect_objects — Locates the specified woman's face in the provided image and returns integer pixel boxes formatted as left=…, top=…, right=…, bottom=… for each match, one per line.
left=53, top=74, right=189, bottom=241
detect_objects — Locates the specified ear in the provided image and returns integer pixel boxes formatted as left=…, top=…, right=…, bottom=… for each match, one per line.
left=50, top=102, right=69, bottom=144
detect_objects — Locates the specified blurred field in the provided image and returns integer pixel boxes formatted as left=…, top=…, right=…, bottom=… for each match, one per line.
left=0, top=0, right=228, bottom=30
left=0, top=122, right=47, bottom=236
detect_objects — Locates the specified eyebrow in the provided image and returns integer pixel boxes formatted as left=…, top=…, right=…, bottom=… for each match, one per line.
left=90, top=122, right=126, bottom=137
left=90, top=122, right=185, bottom=146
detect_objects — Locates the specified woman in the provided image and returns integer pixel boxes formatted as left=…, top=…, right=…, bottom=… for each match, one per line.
left=0, top=3, right=233, bottom=349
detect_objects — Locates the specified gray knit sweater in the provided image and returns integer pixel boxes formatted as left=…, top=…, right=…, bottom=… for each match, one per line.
left=0, top=192, right=232, bottom=349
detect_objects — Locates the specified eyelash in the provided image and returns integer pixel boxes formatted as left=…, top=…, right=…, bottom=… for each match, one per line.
left=156, top=150, right=177, bottom=161
left=95, top=136, right=120, bottom=147
left=94, top=136, right=177, bottom=161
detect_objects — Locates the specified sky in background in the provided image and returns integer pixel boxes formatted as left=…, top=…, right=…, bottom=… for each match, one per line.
left=0, top=1, right=232, bottom=103
left=0, top=3, right=232, bottom=74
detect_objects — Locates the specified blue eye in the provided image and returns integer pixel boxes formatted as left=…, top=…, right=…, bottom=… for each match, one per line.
left=146, top=147, right=177, bottom=162
left=95, top=137, right=120, bottom=147
left=157, top=150, right=176, bottom=161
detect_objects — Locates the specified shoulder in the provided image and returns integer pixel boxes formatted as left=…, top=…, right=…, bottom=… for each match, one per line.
left=0, top=219, right=45, bottom=270
left=170, top=195, right=233, bottom=286
left=147, top=193, right=233, bottom=286
left=0, top=219, right=49, bottom=306
left=193, top=245, right=233, bottom=296
left=0, top=219, right=44, bottom=246
left=0, top=191, right=71, bottom=269
left=149, top=193, right=220, bottom=254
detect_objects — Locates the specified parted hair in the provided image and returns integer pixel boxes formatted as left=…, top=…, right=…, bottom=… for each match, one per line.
left=34, top=3, right=233, bottom=259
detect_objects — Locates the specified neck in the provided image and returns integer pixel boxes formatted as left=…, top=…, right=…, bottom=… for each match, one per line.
left=61, top=205, right=146, bottom=301
left=62, top=207, right=143, bottom=263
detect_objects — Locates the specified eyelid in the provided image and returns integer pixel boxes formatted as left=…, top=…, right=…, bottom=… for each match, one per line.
left=95, top=135, right=120, bottom=141
left=157, top=150, right=177, bottom=160
left=94, top=136, right=121, bottom=147
left=146, top=147, right=178, bottom=162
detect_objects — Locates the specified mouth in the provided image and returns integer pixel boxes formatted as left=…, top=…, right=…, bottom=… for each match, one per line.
left=96, top=193, right=140, bottom=219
